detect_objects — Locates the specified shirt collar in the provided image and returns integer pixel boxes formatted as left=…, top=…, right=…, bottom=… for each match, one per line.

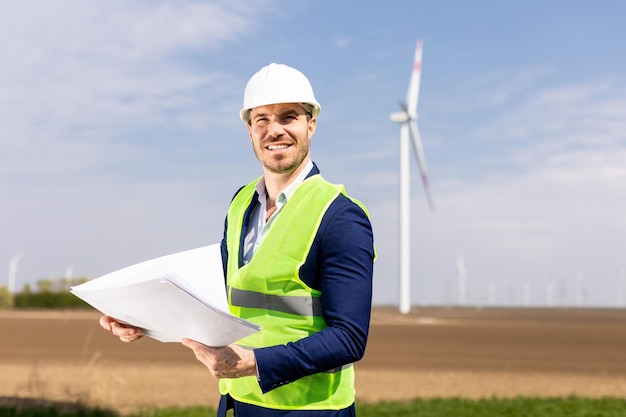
left=279, top=159, right=313, bottom=202
left=255, top=159, right=313, bottom=205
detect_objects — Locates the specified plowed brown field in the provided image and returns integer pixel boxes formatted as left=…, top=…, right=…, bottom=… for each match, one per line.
left=1, top=307, right=625, bottom=412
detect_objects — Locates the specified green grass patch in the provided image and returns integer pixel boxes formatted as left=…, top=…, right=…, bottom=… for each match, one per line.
left=127, top=407, right=216, bottom=417
left=2, top=396, right=625, bottom=417
left=0, top=399, right=117, bottom=417
left=355, top=396, right=626, bottom=417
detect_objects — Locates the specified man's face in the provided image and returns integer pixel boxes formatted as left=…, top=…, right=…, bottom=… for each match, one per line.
left=247, top=103, right=316, bottom=175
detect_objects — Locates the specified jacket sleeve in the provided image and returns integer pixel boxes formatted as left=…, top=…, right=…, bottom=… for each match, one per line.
left=252, top=195, right=375, bottom=392
left=221, top=215, right=228, bottom=281
left=221, top=185, right=248, bottom=281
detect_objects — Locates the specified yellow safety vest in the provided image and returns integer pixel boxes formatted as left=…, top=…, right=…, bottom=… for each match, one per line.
left=220, top=174, right=367, bottom=410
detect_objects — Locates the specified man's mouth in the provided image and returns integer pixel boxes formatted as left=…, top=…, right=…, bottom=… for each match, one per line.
left=267, top=144, right=289, bottom=150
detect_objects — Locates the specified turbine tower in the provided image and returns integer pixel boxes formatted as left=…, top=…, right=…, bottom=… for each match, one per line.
left=457, top=254, right=467, bottom=306
left=390, top=39, right=434, bottom=314
left=8, top=253, right=22, bottom=294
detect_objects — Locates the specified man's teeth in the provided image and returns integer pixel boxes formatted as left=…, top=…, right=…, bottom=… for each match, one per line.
left=268, top=144, right=288, bottom=150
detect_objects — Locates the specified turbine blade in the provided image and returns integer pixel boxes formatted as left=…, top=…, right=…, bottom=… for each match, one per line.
left=408, top=119, right=435, bottom=210
left=406, top=39, right=423, bottom=117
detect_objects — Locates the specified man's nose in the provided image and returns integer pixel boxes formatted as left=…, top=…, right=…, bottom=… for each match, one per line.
left=267, top=119, right=285, bottom=137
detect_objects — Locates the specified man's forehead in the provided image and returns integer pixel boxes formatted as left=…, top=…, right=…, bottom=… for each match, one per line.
left=251, top=103, right=306, bottom=116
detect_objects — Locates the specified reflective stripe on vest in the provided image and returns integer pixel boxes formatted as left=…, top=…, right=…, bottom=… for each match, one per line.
left=228, top=286, right=324, bottom=317
left=220, top=174, right=366, bottom=411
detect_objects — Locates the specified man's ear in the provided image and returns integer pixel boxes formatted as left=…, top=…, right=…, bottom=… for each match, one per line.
left=308, top=117, right=317, bottom=138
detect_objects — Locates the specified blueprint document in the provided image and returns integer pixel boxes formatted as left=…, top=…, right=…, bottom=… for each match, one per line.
left=71, top=244, right=259, bottom=347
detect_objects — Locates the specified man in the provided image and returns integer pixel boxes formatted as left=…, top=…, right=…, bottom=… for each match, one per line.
left=100, top=63, right=375, bottom=416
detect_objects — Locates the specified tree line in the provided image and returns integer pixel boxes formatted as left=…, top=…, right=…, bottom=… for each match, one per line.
left=0, top=277, right=92, bottom=309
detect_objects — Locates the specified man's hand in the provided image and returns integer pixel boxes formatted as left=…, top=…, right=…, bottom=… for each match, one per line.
left=99, top=315, right=144, bottom=343
left=182, top=339, right=257, bottom=379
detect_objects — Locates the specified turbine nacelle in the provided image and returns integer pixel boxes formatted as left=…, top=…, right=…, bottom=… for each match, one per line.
left=390, top=111, right=410, bottom=123
left=390, top=101, right=417, bottom=123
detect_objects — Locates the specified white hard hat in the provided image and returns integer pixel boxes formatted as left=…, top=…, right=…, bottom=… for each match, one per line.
left=240, top=63, right=321, bottom=123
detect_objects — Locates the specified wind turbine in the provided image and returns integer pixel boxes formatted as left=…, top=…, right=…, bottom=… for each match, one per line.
left=457, top=254, right=467, bottom=306
left=8, top=253, right=23, bottom=294
left=390, top=39, right=434, bottom=314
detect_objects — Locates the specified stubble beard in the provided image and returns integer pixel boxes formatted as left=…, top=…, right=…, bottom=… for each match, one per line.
left=263, top=150, right=308, bottom=175
left=255, top=140, right=310, bottom=175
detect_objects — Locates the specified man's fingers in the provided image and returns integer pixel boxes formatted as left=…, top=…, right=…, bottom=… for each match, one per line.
left=102, top=317, right=143, bottom=342
left=182, top=338, right=203, bottom=349
left=99, top=315, right=113, bottom=331
left=182, top=338, right=210, bottom=357
left=182, top=339, right=220, bottom=365
left=99, top=315, right=143, bottom=344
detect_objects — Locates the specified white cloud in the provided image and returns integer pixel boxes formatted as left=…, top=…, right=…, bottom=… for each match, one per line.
left=0, top=0, right=273, bottom=289
left=332, top=35, right=353, bottom=48
left=471, top=67, right=556, bottom=108
left=0, top=1, right=264, bottom=179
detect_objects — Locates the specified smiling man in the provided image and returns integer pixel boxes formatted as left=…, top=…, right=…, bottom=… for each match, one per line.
left=198, top=63, right=376, bottom=416
left=101, top=63, right=375, bottom=417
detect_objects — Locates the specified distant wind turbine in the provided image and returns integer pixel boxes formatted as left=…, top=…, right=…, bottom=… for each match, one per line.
left=457, top=254, right=466, bottom=306
left=65, top=265, right=74, bottom=280
left=617, top=267, right=625, bottom=308
left=523, top=280, right=531, bottom=307
left=546, top=278, right=555, bottom=307
left=8, top=253, right=22, bottom=294
left=488, top=283, right=496, bottom=306
left=576, top=270, right=586, bottom=307
left=390, top=39, right=435, bottom=314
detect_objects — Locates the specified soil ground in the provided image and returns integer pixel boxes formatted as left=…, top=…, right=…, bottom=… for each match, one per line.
left=1, top=307, right=625, bottom=412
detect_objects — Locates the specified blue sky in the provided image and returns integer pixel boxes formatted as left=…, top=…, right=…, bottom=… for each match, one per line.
left=2, top=1, right=626, bottom=308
